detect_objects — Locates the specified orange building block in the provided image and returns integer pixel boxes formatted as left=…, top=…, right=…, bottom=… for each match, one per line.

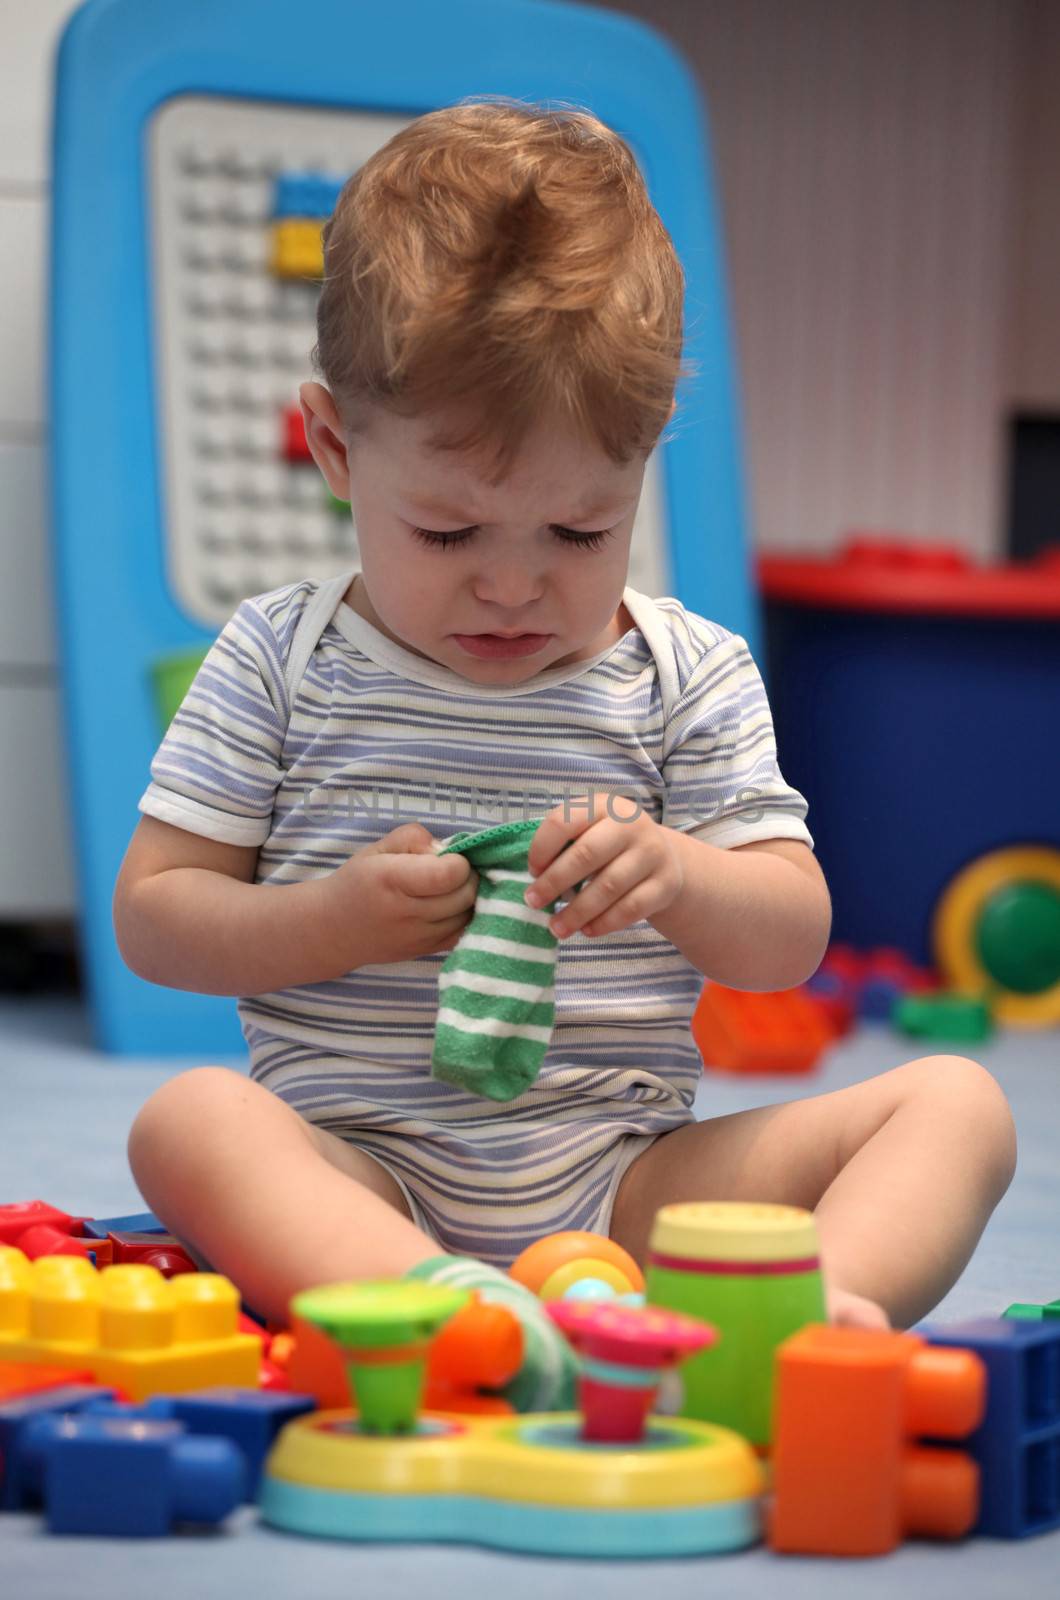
left=768, top=1324, right=986, bottom=1556
left=0, top=1361, right=97, bottom=1399
left=692, top=983, right=835, bottom=1073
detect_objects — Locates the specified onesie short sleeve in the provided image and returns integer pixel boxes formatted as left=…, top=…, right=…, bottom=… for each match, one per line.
left=137, top=597, right=289, bottom=846
left=660, top=627, right=814, bottom=851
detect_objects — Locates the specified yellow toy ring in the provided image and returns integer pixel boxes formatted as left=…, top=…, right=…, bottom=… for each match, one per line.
left=933, top=845, right=1060, bottom=1027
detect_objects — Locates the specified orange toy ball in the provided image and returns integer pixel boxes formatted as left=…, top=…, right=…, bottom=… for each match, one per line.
left=509, top=1231, right=644, bottom=1296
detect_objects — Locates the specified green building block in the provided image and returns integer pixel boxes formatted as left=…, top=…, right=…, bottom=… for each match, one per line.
left=1003, top=1299, right=1060, bottom=1321
left=892, top=992, right=994, bottom=1043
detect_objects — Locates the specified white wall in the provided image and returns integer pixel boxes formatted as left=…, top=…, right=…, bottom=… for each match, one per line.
left=1006, top=0, right=1060, bottom=411
left=606, top=0, right=1056, bottom=557
left=0, top=1, right=82, bottom=915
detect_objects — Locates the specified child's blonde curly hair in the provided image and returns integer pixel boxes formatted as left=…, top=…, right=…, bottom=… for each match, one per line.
left=312, top=95, right=692, bottom=486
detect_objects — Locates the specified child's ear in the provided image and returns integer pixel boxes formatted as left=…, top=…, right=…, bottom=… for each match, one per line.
left=299, top=381, right=351, bottom=498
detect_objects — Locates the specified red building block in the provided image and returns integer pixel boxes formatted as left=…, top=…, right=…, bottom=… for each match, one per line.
left=282, top=405, right=312, bottom=462
left=0, top=1201, right=81, bottom=1247
left=106, top=1231, right=197, bottom=1276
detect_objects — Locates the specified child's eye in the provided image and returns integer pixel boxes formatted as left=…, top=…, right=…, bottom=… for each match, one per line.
left=411, top=525, right=613, bottom=552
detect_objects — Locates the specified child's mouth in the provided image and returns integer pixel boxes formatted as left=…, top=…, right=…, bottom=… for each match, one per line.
left=452, top=633, right=552, bottom=659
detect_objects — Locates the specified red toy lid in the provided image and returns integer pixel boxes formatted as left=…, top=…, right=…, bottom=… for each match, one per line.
left=758, top=534, right=1060, bottom=618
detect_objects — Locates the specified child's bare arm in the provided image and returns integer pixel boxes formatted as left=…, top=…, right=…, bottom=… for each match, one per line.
left=649, top=834, right=832, bottom=990
left=114, top=815, right=476, bottom=995
left=113, top=816, right=346, bottom=995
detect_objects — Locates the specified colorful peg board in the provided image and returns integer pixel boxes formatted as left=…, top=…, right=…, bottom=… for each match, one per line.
left=148, top=96, right=377, bottom=624
left=150, top=94, right=671, bottom=628
left=259, top=1406, right=765, bottom=1557
left=51, top=0, right=755, bottom=1055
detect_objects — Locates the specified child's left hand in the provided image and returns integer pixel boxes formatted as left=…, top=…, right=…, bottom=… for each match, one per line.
left=524, top=793, right=684, bottom=939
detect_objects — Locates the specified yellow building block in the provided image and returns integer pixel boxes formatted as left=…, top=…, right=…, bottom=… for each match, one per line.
left=0, top=1246, right=261, bottom=1402
left=270, top=218, right=324, bottom=279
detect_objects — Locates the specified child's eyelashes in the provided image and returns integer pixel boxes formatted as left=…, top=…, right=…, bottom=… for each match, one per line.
left=410, top=525, right=614, bottom=552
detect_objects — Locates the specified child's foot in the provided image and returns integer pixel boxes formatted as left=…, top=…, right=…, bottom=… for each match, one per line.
left=826, top=1284, right=891, bottom=1329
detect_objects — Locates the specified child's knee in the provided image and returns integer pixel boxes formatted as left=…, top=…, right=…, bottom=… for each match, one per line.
left=127, top=1064, right=246, bottom=1175
left=903, top=1054, right=1017, bottom=1194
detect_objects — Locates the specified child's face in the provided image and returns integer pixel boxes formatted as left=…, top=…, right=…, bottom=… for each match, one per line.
left=300, top=382, right=647, bottom=683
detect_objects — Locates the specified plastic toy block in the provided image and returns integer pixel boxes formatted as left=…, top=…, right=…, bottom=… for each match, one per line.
left=815, top=945, right=940, bottom=1025
left=1003, top=1300, right=1060, bottom=1321
left=818, top=943, right=867, bottom=987
left=259, top=1280, right=766, bottom=1557
left=282, top=404, right=312, bottom=464
left=75, top=1388, right=315, bottom=1499
left=79, top=1239, right=114, bottom=1268
left=802, top=969, right=857, bottom=1036
left=768, top=1324, right=985, bottom=1556
left=149, top=1387, right=316, bottom=1499
left=691, top=982, right=833, bottom=1074
left=269, top=218, right=324, bottom=279
left=0, top=1361, right=95, bottom=1399
left=0, top=1201, right=81, bottom=1247
left=0, top=1248, right=261, bottom=1402
left=272, top=172, right=345, bottom=219
left=105, top=1231, right=197, bottom=1276
left=856, top=949, right=938, bottom=1021
left=923, top=1317, right=1060, bottom=1537
left=11, top=1225, right=90, bottom=1261
left=31, top=1412, right=245, bottom=1535
left=894, top=992, right=994, bottom=1043
left=1, top=1383, right=117, bottom=1510
left=80, top=1211, right=166, bottom=1239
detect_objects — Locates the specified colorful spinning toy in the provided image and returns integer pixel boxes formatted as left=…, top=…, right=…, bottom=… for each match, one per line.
left=258, top=1279, right=765, bottom=1556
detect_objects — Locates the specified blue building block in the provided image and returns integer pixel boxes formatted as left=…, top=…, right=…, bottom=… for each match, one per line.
left=0, top=1385, right=117, bottom=1510
left=83, top=1386, right=316, bottom=1498
left=33, top=1413, right=246, bottom=1535
left=857, top=976, right=904, bottom=1022
left=272, top=171, right=346, bottom=219
left=80, top=1210, right=166, bottom=1238
left=923, top=1317, right=1060, bottom=1538
left=805, top=969, right=849, bottom=1002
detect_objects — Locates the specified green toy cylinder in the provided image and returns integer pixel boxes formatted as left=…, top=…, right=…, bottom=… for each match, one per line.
left=345, top=1351, right=426, bottom=1433
left=645, top=1202, right=826, bottom=1447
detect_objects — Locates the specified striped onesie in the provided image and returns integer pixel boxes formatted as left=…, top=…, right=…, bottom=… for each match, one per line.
left=138, top=566, right=813, bottom=1270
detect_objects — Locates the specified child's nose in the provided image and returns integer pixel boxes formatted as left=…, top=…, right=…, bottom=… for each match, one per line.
left=474, top=568, right=544, bottom=608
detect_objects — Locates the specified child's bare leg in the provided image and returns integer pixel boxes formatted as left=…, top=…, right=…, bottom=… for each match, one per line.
left=127, top=1065, right=443, bottom=1326
left=609, top=1054, right=1017, bottom=1329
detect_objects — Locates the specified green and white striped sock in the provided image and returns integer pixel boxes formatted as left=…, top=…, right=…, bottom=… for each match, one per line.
left=431, top=819, right=585, bottom=1102
left=404, top=1253, right=579, bottom=1414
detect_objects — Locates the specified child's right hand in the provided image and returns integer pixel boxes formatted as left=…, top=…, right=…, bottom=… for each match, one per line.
left=323, top=823, right=480, bottom=967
